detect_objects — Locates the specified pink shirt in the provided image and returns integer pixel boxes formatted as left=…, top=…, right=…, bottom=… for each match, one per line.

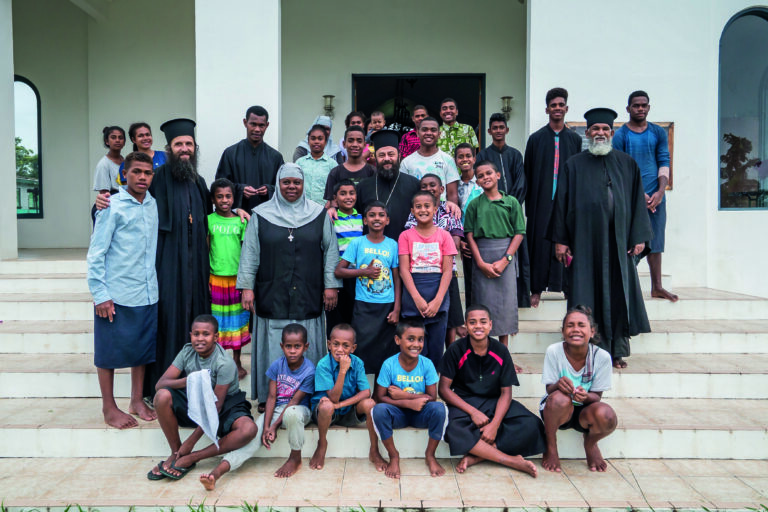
left=398, top=227, right=457, bottom=273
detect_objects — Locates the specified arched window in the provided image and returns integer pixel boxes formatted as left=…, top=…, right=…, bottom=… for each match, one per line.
left=14, top=75, right=42, bottom=218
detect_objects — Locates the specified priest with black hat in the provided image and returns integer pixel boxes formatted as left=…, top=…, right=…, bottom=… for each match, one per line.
left=145, top=117, right=213, bottom=396
left=546, top=108, right=652, bottom=368
left=356, top=129, right=420, bottom=240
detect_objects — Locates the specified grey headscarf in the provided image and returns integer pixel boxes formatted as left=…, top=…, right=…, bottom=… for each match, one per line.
left=254, top=163, right=324, bottom=228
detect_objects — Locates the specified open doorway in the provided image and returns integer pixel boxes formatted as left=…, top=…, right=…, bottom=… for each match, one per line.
left=352, top=73, right=486, bottom=147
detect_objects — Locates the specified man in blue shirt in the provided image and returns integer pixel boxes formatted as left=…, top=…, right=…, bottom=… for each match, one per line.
left=87, top=152, right=159, bottom=429
left=613, top=91, right=677, bottom=302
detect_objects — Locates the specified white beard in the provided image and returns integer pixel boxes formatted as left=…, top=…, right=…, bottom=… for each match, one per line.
left=587, top=137, right=613, bottom=156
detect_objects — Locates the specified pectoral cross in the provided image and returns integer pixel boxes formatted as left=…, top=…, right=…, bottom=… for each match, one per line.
left=189, top=213, right=193, bottom=225
left=288, top=233, right=294, bottom=242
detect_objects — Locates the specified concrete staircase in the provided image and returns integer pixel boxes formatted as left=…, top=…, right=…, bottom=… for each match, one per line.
left=1, top=251, right=767, bottom=509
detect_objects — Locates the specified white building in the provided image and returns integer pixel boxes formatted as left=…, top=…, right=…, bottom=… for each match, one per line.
left=1, top=0, right=766, bottom=298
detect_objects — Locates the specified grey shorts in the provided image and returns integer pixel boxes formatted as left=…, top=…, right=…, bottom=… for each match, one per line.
left=312, top=403, right=366, bottom=427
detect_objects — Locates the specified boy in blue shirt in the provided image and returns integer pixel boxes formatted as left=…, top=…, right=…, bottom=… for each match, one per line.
left=310, top=324, right=385, bottom=471
left=87, top=151, right=158, bottom=430
left=199, top=323, right=315, bottom=489
left=373, top=319, right=447, bottom=479
left=335, top=201, right=400, bottom=375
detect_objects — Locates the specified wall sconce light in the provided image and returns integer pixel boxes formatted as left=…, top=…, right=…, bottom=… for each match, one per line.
left=501, top=96, right=513, bottom=120
left=323, top=95, right=335, bottom=118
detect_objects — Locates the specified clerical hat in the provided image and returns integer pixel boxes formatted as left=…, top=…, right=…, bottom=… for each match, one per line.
left=160, top=118, right=196, bottom=144
left=370, top=129, right=400, bottom=152
left=584, top=108, right=617, bottom=128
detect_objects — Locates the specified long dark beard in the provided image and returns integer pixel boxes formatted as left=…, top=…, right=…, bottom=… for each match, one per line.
left=168, top=149, right=199, bottom=182
left=377, top=160, right=400, bottom=181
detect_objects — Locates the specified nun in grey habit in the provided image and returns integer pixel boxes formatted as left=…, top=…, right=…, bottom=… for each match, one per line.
left=237, top=163, right=341, bottom=403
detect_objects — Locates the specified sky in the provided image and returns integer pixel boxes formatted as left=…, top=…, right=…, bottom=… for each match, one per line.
left=14, top=81, right=38, bottom=154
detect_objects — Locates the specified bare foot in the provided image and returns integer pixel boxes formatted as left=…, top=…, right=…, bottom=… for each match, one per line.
left=385, top=454, right=400, bottom=479
left=369, top=448, right=388, bottom=472
left=275, top=453, right=302, bottom=478
left=530, top=293, right=541, bottom=308
left=612, top=357, right=628, bottom=369
left=199, top=473, right=216, bottom=491
left=103, top=406, right=138, bottom=429
left=425, top=454, right=445, bottom=477
left=542, top=448, right=562, bottom=472
left=585, top=438, right=608, bottom=472
left=456, top=453, right=483, bottom=473
left=651, top=287, right=679, bottom=302
left=310, top=442, right=327, bottom=470
left=506, top=455, right=538, bottom=477
left=129, top=399, right=157, bottom=421
left=237, top=365, right=248, bottom=380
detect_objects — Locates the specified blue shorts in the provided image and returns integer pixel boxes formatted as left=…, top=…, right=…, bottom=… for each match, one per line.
left=648, top=200, right=666, bottom=254
left=372, top=401, right=447, bottom=441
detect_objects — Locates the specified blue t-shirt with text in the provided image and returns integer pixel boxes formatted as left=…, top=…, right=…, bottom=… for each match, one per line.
left=266, top=356, right=315, bottom=408
left=342, top=235, right=399, bottom=304
left=376, top=354, right=439, bottom=395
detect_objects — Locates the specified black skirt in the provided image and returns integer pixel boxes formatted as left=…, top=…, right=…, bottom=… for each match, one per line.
left=351, top=300, right=398, bottom=376
left=94, top=303, right=157, bottom=369
left=444, top=394, right=545, bottom=457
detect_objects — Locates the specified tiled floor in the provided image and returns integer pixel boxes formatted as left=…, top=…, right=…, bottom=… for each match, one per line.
left=1, top=457, right=767, bottom=510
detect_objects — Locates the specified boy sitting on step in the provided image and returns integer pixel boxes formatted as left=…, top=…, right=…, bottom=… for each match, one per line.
left=146, top=314, right=257, bottom=481
left=372, top=319, right=447, bottom=479
left=199, top=323, right=315, bottom=488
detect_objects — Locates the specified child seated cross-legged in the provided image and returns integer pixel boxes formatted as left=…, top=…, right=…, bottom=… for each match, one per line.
left=146, top=314, right=257, bottom=481
left=372, top=319, right=448, bottom=479
left=309, top=324, right=387, bottom=471
left=438, top=305, right=545, bottom=477
left=540, top=305, right=616, bottom=473
left=199, top=323, right=315, bottom=489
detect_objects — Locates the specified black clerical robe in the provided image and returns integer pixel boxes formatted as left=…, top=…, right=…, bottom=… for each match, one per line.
left=524, top=125, right=582, bottom=295
left=356, top=171, right=420, bottom=240
left=144, top=164, right=212, bottom=396
left=547, top=150, right=652, bottom=358
left=216, top=139, right=284, bottom=212
left=476, top=144, right=531, bottom=307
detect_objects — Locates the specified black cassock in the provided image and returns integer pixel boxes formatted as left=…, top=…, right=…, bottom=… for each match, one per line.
left=547, top=150, right=652, bottom=358
left=215, top=139, right=284, bottom=212
left=356, top=171, right=420, bottom=240
left=476, top=144, right=531, bottom=308
left=144, top=165, right=212, bottom=397
left=523, top=125, right=582, bottom=295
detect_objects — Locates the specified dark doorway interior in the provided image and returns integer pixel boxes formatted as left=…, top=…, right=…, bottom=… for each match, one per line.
left=352, top=73, right=486, bottom=147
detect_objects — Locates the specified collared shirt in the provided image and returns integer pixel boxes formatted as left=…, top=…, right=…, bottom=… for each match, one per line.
left=463, top=192, right=526, bottom=239
left=311, top=353, right=369, bottom=415
left=296, top=153, right=337, bottom=204
left=457, top=176, right=483, bottom=216
left=438, top=122, right=479, bottom=156
left=87, top=187, right=159, bottom=306
left=398, top=130, right=421, bottom=159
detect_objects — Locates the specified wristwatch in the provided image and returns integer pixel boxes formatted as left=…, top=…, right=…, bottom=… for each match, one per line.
left=505, top=253, right=513, bottom=262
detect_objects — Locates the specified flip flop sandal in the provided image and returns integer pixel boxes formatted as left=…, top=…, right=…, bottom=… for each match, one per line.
left=159, top=461, right=197, bottom=480
left=147, top=462, right=167, bottom=481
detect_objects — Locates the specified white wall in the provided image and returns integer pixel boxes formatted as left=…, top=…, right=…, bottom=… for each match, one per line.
left=13, top=0, right=91, bottom=249
left=280, top=0, right=527, bottom=156
left=195, top=0, right=281, bottom=186
left=0, top=0, right=18, bottom=258
left=528, top=0, right=768, bottom=298
left=87, top=0, right=196, bottom=179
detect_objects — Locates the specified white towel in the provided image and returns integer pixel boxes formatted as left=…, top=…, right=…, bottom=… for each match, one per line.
left=186, top=369, right=219, bottom=448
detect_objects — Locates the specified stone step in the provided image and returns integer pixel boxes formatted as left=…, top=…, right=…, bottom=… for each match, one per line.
left=4, top=319, right=768, bottom=355
left=3, top=352, right=766, bottom=399
left=0, top=397, right=765, bottom=459
left=518, top=287, right=768, bottom=321
left=3, top=456, right=768, bottom=511
left=0, top=273, right=89, bottom=293
left=2, top=287, right=768, bottom=323
left=0, top=250, right=88, bottom=275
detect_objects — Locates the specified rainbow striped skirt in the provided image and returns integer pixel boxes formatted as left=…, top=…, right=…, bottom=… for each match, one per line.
left=209, top=274, right=251, bottom=350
